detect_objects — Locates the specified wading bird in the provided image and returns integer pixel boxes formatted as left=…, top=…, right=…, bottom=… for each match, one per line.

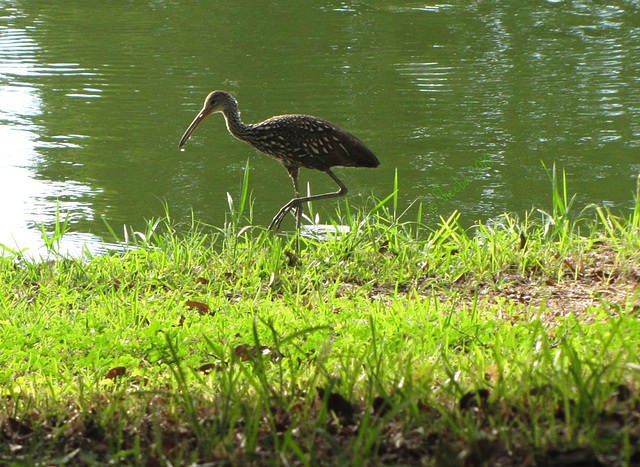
left=179, top=91, right=379, bottom=230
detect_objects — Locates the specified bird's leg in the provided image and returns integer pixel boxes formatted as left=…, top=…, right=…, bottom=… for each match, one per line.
left=269, top=169, right=348, bottom=231
left=285, top=166, right=303, bottom=230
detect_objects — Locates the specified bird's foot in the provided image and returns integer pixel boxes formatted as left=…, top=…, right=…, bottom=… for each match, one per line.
left=269, top=199, right=300, bottom=231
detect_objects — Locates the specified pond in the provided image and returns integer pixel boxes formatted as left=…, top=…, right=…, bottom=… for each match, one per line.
left=1, top=1, right=639, bottom=255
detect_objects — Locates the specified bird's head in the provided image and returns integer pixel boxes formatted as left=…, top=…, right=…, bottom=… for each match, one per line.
left=179, top=91, right=237, bottom=148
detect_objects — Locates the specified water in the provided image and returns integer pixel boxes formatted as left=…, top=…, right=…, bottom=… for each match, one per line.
left=1, top=1, right=639, bottom=256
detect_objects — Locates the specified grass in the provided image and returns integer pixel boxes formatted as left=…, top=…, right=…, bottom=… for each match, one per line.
left=0, top=165, right=639, bottom=466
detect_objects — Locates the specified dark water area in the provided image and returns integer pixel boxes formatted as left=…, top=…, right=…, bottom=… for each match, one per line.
left=1, top=1, right=639, bottom=255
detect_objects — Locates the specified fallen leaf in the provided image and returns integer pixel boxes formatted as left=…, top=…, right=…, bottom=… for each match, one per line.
left=105, top=366, right=126, bottom=381
left=234, top=344, right=254, bottom=361
left=186, top=300, right=213, bottom=315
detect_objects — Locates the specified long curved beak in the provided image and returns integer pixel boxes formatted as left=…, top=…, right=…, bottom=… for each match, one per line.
left=179, top=108, right=212, bottom=148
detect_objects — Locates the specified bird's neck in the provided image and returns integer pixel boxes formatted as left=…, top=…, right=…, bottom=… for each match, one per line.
left=221, top=104, right=252, bottom=140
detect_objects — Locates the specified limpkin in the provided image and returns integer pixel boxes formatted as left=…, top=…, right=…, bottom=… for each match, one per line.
left=179, top=91, right=379, bottom=230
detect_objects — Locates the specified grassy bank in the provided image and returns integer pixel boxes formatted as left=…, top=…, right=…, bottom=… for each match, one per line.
left=1, top=169, right=639, bottom=466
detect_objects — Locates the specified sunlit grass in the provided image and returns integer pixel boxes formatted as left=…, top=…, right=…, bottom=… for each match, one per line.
left=0, top=166, right=639, bottom=465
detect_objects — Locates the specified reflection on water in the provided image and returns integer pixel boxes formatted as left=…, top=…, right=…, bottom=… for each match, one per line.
left=394, top=2, right=640, bottom=220
left=399, top=62, right=454, bottom=94
left=0, top=17, right=102, bottom=256
left=1, top=1, right=639, bottom=257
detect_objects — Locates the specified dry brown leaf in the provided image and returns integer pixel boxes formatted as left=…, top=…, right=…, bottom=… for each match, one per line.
left=186, top=300, right=213, bottom=315
left=105, top=366, right=126, bottom=381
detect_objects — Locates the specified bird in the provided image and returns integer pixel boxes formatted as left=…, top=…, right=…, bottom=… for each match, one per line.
left=179, top=91, right=379, bottom=230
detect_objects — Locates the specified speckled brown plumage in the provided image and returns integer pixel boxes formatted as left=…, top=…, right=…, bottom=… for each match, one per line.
left=179, top=91, right=379, bottom=230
